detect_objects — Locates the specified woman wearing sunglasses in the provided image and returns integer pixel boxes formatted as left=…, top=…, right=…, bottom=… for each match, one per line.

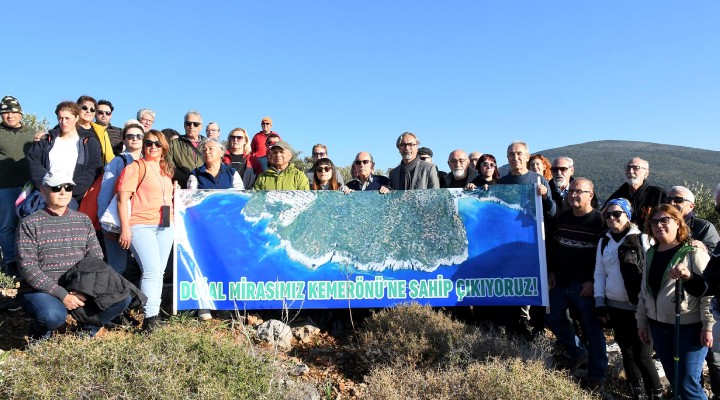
left=311, top=158, right=344, bottom=191
left=222, top=128, right=258, bottom=188
left=593, top=198, right=662, bottom=399
left=27, top=101, right=102, bottom=209
left=466, top=154, right=500, bottom=189
left=76, top=95, right=114, bottom=164
left=636, top=204, right=713, bottom=399
left=116, top=130, right=174, bottom=332
left=97, top=123, right=145, bottom=273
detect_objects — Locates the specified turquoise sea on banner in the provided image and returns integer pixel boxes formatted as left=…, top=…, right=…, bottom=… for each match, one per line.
left=176, top=189, right=544, bottom=310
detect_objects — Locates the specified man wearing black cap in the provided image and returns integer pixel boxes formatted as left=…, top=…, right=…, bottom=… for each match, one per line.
left=389, top=133, right=440, bottom=190
left=0, top=96, right=36, bottom=276
left=417, top=146, right=447, bottom=188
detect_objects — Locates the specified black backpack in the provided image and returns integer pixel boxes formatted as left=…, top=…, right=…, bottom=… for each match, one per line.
left=601, top=233, right=644, bottom=305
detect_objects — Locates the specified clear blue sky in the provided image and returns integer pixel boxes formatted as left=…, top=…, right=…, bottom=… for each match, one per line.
left=5, top=1, right=719, bottom=172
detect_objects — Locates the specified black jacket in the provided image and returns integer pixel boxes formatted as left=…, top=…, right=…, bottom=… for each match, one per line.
left=605, top=181, right=667, bottom=229
left=60, top=257, right=146, bottom=326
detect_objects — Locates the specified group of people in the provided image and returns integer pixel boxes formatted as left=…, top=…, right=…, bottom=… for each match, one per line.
left=3, top=94, right=720, bottom=398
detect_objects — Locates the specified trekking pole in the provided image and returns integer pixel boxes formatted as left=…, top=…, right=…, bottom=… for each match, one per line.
left=674, top=278, right=683, bottom=400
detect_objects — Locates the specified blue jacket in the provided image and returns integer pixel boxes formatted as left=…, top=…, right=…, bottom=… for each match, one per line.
left=189, top=164, right=238, bottom=189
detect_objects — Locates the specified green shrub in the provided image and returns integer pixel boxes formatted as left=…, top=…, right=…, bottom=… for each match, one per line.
left=358, top=303, right=468, bottom=369
left=364, top=359, right=596, bottom=400
left=0, top=324, right=286, bottom=400
left=0, top=271, right=16, bottom=289
left=686, top=181, right=720, bottom=228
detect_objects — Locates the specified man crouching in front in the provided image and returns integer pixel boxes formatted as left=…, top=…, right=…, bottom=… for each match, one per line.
left=16, top=171, right=141, bottom=339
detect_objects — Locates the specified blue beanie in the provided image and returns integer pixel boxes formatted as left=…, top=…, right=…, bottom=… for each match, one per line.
left=605, top=198, right=632, bottom=221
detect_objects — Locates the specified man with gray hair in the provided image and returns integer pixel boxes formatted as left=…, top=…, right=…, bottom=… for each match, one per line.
left=668, top=185, right=719, bottom=254
left=468, top=151, right=482, bottom=170
left=606, top=157, right=666, bottom=228
left=136, top=108, right=155, bottom=132
left=168, top=110, right=206, bottom=188
left=205, top=122, right=220, bottom=139
left=389, top=132, right=440, bottom=190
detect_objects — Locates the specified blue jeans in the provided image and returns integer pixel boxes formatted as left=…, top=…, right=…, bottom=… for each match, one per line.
left=649, top=320, right=708, bottom=400
left=20, top=291, right=131, bottom=338
left=546, top=282, right=608, bottom=381
left=130, top=224, right=173, bottom=318
left=104, top=231, right=128, bottom=274
left=0, top=186, right=22, bottom=266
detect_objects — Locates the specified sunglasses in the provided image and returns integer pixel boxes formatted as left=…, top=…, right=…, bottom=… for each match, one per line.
left=312, top=152, right=327, bottom=157
left=184, top=121, right=201, bottom=128
left=229, top=136, right=245, bottom=141
left=624, top=165, right=645, bottom=172
left=316, top=166, right=332, bottom=173
left=603, top=211, right=625, bottom=220
left=144, top=140, right=162, bottom=148
left=667, top=196, right=691, bottom=205
left=125, top=134, right=144, bottom=140
left=50, top=184, right=75, bottom=193
left=261, top=122, right=271, bottom=126
left=480, top=161, right=496, bottom=168
left=81, top=105, right=96, bottom=113
left=550, top=166, right=570, bottom=173
left=649, top=216, right=673, bottom=227
left=353, top=160, right=371, bottom=165
left=96, top=110, right=111, bottom=116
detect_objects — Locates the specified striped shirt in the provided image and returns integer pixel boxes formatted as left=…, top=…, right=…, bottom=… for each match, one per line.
left=16, top=208, right=103, bottom=300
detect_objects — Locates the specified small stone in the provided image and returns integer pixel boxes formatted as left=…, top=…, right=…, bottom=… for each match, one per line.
left=292, top=362, right=310, bottom=376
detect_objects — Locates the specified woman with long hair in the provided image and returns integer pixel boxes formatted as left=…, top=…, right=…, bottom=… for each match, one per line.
left=636, top=204, right=713, bottom=399
left=594, top=198, right=662, bottom=399
left=311, top=158, right=341, bottom=191
left=117, top=130, right=174, bottom=332
left=222, top=128, right=257, bottom=188
left=528, top=154, right=552, bottom=181
left=27, top=101, right=102, bottom=209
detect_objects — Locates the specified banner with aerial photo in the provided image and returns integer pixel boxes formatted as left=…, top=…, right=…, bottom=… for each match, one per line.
left=173, top=186, right=548, bottom=311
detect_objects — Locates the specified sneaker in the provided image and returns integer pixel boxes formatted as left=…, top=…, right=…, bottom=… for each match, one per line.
left=141, top=316, right=163, bottom=333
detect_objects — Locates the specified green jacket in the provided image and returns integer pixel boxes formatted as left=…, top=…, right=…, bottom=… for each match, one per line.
left=0, top=123, right=35, bottom=188
left=168, top=135, right=205, bottom=188
left=253, top=164, right=309, bottom=190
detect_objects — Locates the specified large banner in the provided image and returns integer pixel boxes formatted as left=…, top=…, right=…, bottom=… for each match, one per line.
left=173, top=186, right=548, bottom=311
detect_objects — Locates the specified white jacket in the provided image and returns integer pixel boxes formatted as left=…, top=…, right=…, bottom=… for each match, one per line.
left=594, top=226, right=650, bottom=310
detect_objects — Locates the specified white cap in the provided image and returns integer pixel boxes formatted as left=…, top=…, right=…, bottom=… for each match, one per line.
left=42, top=170, right=75, bottom=187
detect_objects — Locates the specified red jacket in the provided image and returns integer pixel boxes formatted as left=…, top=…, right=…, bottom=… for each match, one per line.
left=250, top=130, right=278, bottom=158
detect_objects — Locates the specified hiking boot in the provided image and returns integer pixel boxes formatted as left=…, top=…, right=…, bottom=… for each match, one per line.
left=628, top=380, right=645, bottom=400
left=587, top=380, right=614, bottom=400
left=567, top=353, right=589, bottom=372
left=141, top=316, right=163, bottom=333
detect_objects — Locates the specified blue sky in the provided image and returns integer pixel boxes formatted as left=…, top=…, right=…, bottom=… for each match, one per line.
left=4, top=1, right=719, bottom=172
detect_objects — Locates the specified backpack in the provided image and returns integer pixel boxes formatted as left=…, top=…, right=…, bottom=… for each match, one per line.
left=78, top=154, right=131, bottom=230
left=601, top=233, right=644, bottom=305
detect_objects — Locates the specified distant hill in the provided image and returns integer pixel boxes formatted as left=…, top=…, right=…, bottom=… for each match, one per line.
left=499, top=140, right=720, bottom=203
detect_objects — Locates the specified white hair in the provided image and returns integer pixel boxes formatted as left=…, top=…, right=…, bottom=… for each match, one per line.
left=669, top=186, right=695, bottom=204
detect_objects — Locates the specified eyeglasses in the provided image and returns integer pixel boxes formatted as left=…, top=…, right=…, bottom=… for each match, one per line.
left=419, top=156, right=430, bottom=161
left=144, top=140, right=162, bottom=148
left=603, top=211, right=625, bottom=220
left=140, top=118, right=154, bottom=124
left=96, top=110, right=111, bottom=116
left=229, top=136, right=245, bottom=141
left=353, top=160, right=371, bottom=165
left=480, top=161, right=496, bottom=168
left=316, top=166, right=332, bottom=173
left=399, top=142, right=417, bottom=148
left=50, top=184, right=75, bottom=193
left=184, top=121, right=201, bottom=128
left=312, top=152, right=327, bottom=157
left=649, top=216, right=673, bottom=227
left=567, top=189, right=591, bottom=195
left=624, top=165, right=646, bottom=172
left=449, top=158, right=468, bottom=164
left=668, top=196, right=691, bottom=205
left=81, top=105, right=96, bottom=113
left=261, top=122, right=271, bottom=126
left=125, top=134, right=144, bottom=141
left=551, top=166, right=571, bottom=173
